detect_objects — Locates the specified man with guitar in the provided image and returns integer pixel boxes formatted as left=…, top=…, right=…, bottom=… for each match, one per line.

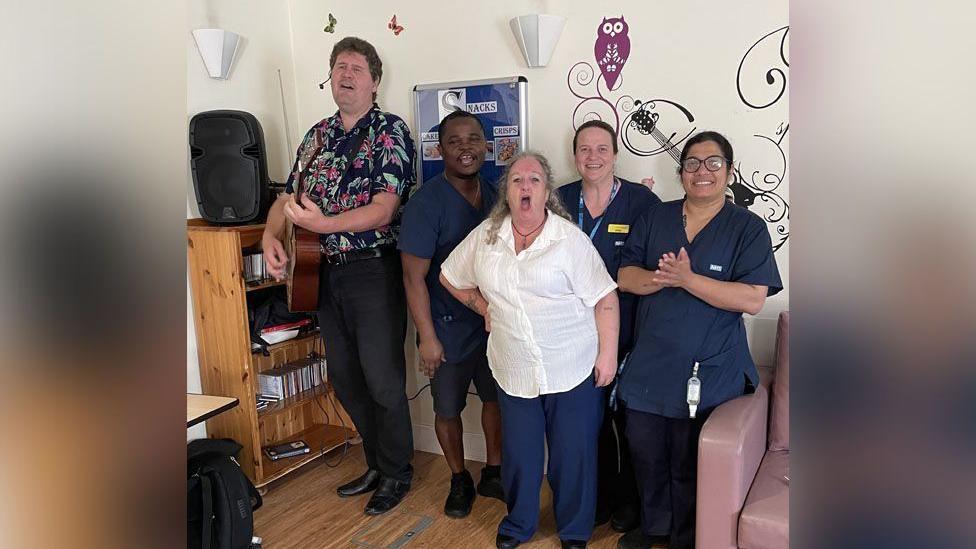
left=261, top=36, right=416, bottom=516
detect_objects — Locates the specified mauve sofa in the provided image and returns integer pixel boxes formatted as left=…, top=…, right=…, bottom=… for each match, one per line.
left=697, top=312, right=789, bottom=549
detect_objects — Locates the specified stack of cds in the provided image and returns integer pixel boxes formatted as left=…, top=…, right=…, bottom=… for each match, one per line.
left=257, top=356, right=328, bottom=400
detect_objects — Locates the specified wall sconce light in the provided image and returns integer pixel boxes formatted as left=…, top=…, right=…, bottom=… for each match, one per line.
left=192, top=29, right=241, bottom=79
left=509, top=14, right=566, bottom=68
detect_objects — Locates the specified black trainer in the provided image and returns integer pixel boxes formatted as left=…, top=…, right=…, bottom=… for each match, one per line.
left=444, top=470, right=476, bottom=518
left=477, top=465, right=505, bottom=502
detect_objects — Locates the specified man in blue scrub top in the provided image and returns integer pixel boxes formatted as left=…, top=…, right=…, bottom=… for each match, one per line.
left=557, top=120, right=660, bottom=533
left=398, top=110, right=504, bottom=519
left=615, top=131, right=783, bottom=549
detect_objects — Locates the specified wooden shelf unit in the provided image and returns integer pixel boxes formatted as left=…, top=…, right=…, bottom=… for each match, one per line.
left=187, top=218, right=355, bottom=487
left=259, top=423, right=353, bottom=481
left=252, top=329, right=321, bottom=360
left=245, top=279, right=286, bottom=292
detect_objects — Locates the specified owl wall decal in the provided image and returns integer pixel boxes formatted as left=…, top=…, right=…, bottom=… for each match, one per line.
left=594, top=16, right=631, bottom=91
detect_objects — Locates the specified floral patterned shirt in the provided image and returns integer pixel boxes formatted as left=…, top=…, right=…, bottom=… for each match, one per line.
left=285, top=104, right=416, bottom=256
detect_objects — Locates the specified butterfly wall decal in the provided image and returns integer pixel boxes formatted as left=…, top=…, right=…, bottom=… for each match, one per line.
left=388, top=15, right=404, bottom=36
left=323, top=13, right=337, bottom=33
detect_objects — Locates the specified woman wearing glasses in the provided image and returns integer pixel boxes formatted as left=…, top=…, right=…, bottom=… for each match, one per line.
left=614, top=131, right=783, bottom=549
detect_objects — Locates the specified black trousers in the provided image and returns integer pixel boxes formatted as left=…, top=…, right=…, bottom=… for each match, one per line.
left=317, top=254, right=413, bottom=483
left=596, top=388, right=640, bottom=517
left=624, top=407, right=712, bottom=549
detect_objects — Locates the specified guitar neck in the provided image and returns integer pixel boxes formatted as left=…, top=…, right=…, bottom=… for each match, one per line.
left=296, top=129, right=325, bottom=198
left=295, top=143, right=325, bottom=204
left=650, top=126, right=682, bottom=165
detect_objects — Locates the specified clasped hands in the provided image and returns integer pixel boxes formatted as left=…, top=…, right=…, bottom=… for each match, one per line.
left=653, top=246, right=696, bottom=288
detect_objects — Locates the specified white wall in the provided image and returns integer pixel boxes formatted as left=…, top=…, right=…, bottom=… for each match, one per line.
left=186, top=0, right=300, bottom=440
left=188, top=0, right=789, bottom=455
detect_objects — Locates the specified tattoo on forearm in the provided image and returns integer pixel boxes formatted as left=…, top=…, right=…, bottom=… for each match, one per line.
left=600, top=305, right=616, bottom=312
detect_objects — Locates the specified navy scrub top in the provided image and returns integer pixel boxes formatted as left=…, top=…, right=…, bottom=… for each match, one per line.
left=617, top=199, right=783, bottom=418
left=558, top=178, right=661, bottom=357
left=397, top=173, right=497, bottom=364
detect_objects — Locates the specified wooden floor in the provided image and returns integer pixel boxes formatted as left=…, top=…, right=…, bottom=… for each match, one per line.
left=254, top=445, right=661, bottom=548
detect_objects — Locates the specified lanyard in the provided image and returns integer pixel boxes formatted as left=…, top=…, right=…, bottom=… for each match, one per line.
left=578, top=178, right=620, bottom=240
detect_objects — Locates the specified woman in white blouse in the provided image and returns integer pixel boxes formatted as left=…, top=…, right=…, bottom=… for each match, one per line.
left=440, top=151, right=619, bottom=549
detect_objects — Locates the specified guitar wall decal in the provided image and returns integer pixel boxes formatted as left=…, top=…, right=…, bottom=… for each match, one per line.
left=564, top=17, right=789, bottom=253
left=621, top=98, right=697, bottom=166
left=565, top=16, right=696, bottom=165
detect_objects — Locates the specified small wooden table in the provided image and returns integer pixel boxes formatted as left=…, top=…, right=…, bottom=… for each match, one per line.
left=187, top=393, right=239, bottom=427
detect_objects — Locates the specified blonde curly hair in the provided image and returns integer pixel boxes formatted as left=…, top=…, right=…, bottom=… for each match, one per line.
left=485, top=151, right=571, bottom=244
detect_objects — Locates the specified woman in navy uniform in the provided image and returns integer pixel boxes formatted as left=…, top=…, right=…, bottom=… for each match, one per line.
left=615, top=131, right=782, bottom=549
left=557, top=120, right=660, bottom=532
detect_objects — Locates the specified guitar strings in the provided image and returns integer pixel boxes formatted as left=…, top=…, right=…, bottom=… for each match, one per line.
left=650, top=126, right=682, bottom=163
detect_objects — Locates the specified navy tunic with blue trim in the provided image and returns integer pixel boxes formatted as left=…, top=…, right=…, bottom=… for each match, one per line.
left=558, top=178, right=661, bottom=357
left=617, top=199, right=783, bottom=418
left=397, top=174, right=497, bottom=363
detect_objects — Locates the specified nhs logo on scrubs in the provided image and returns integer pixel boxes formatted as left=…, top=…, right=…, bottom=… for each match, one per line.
left=709, top=264, right=724, bottom=272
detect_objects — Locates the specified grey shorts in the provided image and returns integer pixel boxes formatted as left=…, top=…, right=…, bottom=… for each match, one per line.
left=430, top=344, right=498, bottom=418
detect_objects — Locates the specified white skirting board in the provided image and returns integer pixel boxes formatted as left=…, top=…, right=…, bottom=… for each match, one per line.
left=412, top=424, right=487, bottom=464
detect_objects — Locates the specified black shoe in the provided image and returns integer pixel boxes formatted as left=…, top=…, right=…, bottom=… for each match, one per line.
left=477, top=465, right=505, bottom=502
left=336, top=469, right=381, bottom=498
left=610, top=504, right=640, bottom=533
left=495, top=533, right=521, bottom=548
left=561, top=540, right=587, bottom=548
left=616, top=529, right=668, bottom=549
left=364, top=477, right=410, bottom=515
left=444, top=470, right=476, bottom=518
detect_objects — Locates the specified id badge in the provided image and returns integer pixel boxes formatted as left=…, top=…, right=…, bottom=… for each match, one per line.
left=608, top=353, right=630, bottom=411
left=687, top=361, right=701, bottom=418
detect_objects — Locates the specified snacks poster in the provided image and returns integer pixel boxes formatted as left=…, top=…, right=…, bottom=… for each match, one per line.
left=413, top=76, right=528, bottom=185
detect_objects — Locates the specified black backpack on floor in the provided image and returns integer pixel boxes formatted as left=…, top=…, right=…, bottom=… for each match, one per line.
left=188, top=438, right=263, bottom=549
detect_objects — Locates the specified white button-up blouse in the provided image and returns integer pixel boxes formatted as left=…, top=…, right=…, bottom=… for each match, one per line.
left=441, top=211, right=617, bottom=398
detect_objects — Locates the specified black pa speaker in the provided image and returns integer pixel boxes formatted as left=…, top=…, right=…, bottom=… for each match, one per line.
left=190, top=110, right=271, bottom=224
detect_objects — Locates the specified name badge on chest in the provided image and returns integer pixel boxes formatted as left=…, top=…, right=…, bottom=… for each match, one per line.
left=607, top=224, right=629, bottom=234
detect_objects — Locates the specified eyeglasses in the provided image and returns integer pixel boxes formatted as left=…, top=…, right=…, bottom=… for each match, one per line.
left=681, top=155, right=728, bottom=173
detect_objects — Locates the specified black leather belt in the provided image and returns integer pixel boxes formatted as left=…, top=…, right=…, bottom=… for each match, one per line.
left=324, top=245, right=397, bottom=266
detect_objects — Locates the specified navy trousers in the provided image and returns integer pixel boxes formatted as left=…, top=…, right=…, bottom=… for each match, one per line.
left=497, top=374, right=603, bottom=543
left=624, top=408, right=712, bottom=549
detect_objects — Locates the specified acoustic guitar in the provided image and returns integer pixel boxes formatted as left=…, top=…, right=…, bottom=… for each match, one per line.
left=286, top=132, right=324, bottom=313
